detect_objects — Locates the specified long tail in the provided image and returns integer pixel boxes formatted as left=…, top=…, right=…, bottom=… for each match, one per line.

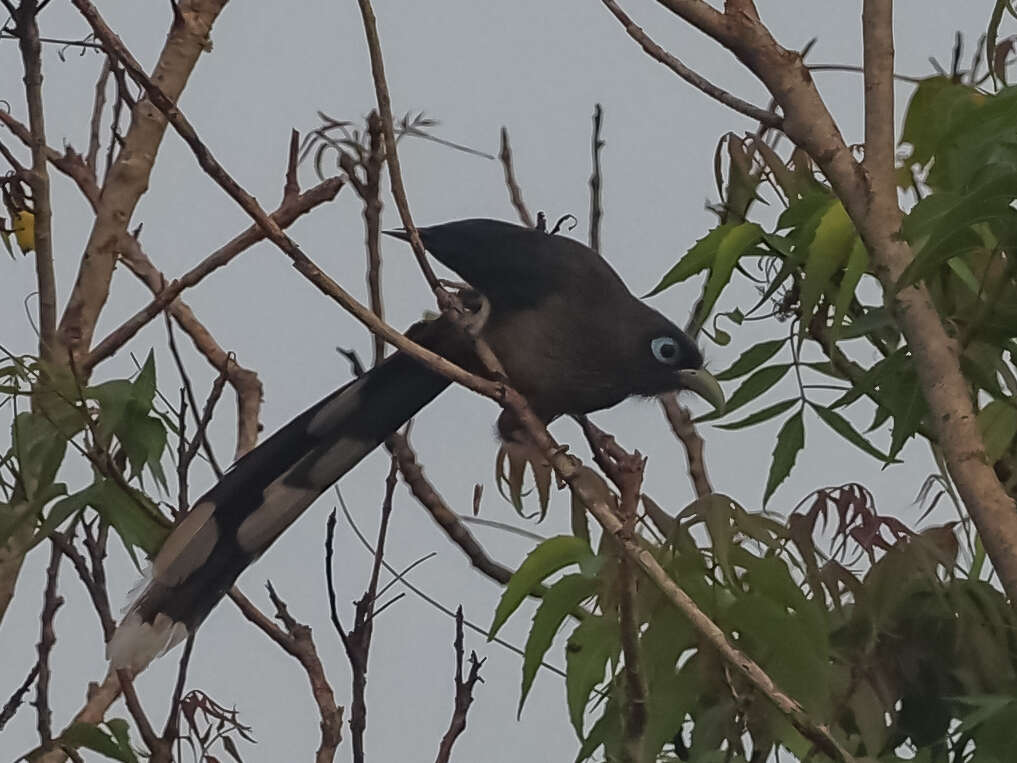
left=108, top=318, right=469, bottom=670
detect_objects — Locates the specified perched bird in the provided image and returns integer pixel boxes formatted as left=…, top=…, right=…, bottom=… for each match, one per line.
left=108, top=218, right=722, bottom=670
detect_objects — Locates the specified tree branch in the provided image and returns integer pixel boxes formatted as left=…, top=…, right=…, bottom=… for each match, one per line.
left=659, top=393, right=713, bottom=497
left=498, top=127, right=534, bottom=228
left=354, top=0, right=441, bottom=292
left=59, top=0, right=230, bottom=363
left=601, top=0, right=781, bottom=128
left=434, top=606, right=484, bottom=763
left=10, top=0, right=57, bottom=360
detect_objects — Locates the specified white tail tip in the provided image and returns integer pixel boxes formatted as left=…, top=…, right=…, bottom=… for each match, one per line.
left=107, top=611, right=189, bottom=672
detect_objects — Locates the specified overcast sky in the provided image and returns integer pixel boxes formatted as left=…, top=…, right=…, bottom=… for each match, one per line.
left=0, top=2, right=991, bottom=761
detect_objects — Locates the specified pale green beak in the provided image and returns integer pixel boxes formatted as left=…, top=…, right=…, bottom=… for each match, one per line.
left=677, top=368, right=725, bottom=414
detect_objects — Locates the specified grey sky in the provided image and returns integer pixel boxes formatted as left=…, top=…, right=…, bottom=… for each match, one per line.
left=0, top=2, right=988, bottom=761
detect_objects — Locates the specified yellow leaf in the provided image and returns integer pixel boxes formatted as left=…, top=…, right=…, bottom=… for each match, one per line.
left=12, top=210, right=35, bottom=253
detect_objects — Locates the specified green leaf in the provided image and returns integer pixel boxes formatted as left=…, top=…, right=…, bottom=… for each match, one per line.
left=714, top=339, right=786, bottom=381
left=809, top=403, right=892, bottom=462
left=899, top=174, right=1017, bottom=286
left=86, top=379, right=134, bottom=448
left=11, top=409, right=76, bottom=495
left=565, top=615, right=618, bottom=735
left=92, top=480, right=170, bottom=561
left=692, top=223, right=764, bottom=330
left=900, top=77, right=965, bottom=167
left=489, top=535, right=594, bottom=639
left=646, top=224, right=733, bottom=296
left=830, top=238, right=870, bottom=340
left=131, top=351, right=157, bottom=410
left=698, top=364, right=791, bottom=423
left=978, top=400, right=1017, bottom=462
left=763, top=409, right=804, bottom=504
left=776, top=190, right=835, bottom=231
left=574, top=698, right=621, bottom=762
left=60, top=722, right=133, bottom=762
left=716, top=397, right=798, bottom=431
left=27, top=483, right=91, bottom=549
left=799, top=201, right=857, bottom=327
left=121, top=413, right=167, bottom=483
left=104, top=719, right=139, bottom=763
left=519, top=574, right=597, bottom=716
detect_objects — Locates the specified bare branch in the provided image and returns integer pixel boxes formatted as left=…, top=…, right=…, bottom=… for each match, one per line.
left=434, top=606, right=484, bottom=763
left=160, top=632, right=195, bottom=748
left=59, top=0, right=230, bottom=363
left=115, top=669, right=166, bottom=760
left=340, top=113, right=387, bottom=365
left=84, top=176, right=342, bottom=374
left=230, top=585, right=343, bottom=763
left=589, top=104, right=605, bottom=253
left=862, top=0, right=895, bottom=182
left=0, top=664, right=39, bottom=732
left=85, top=58, right=110, bottom=175
left=388, top=432, right=518, bottom=586
left=601, top=0, right=781, bottom=128
left=35, top=539, right=64, bottom=748
left=49, top=531, right=115, bottom=642
left=9, top=0, right=57, bottom=359
left=355, top=0, right=442, bottom=292
left=498, top=127, right=534, bottom=228
left=659, top=393, right=713, bottom=497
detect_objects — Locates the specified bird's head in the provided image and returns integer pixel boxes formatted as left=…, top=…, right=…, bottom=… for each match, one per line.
left=632, top=312, right=724, bottom=412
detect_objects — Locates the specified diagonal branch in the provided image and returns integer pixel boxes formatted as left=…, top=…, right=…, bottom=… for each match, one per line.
left=10, top=0, right=57, bottom=360
left=498, top=127, right=534, bottom=228
left=59, top=0, right=230, bottom=364
left=601, top=0, right=781, bottom=128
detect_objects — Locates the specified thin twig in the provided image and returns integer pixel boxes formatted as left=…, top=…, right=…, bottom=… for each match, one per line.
left=164, top=315, right=223, bottom=480
left=342, top=505, right=569, bottom=680
left=354, top=0, right=442, bottom=292
left=85, top=175, right=343, bottom=373
left=589, top=104, right=604, bottom=253
left=600, top=0, right=781, bottom=129
left=9, top=0, right=57, bottom=359
left=434, top=606, right=484, bottom=763
left=233, top=584, right=342, bottom=763
left=807, top=62, right=924, bottom=84
left=49, top=530, right=115, bottom=641
left=115, top=669, right=167, bottom=760
left=0, top=663, right=39, bottom=731
left=388, top=432, right=518, bottom=586
left=498, top=127, right=534, bottom=228
left=85, top=58, right=110, bottom=175
left=161, top=631, right=196, bottom=746
left=659, top=393, right=713, bottom=497
left=35, top=539, right=64, bottom=747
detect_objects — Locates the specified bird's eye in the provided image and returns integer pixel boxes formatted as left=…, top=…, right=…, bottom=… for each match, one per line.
left=650, top=336, right=680, bottom=365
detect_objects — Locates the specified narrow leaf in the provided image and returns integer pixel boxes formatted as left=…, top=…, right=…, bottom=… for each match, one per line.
left=716, top=397, right=798, bottom=431
left=519, top=574, right=596, bottom=715
left=714, top=339, right=786, bottom=381
left=810, top=403, right=892, bottom=462
left=697, top=364, right=791, bottom=423
left=489, top=535, right=593, bottom=639
left=763, top=409, right=804, bottom=504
